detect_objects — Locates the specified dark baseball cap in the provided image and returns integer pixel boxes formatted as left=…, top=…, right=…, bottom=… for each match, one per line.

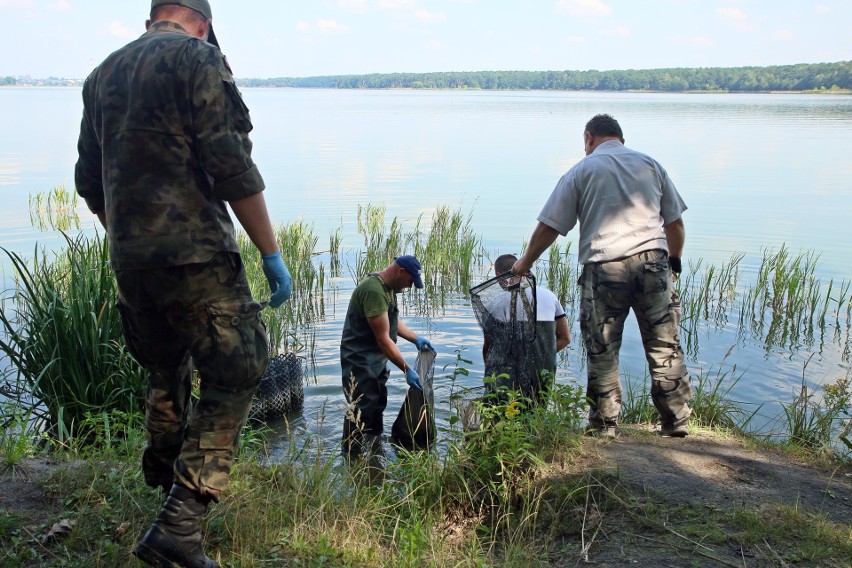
left=395, top=255, right=424, bottom=289
left=151, top=0, right=219, bottom=48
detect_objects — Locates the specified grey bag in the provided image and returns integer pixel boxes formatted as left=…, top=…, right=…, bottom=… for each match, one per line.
left=391, top=348, right=437, bottom=450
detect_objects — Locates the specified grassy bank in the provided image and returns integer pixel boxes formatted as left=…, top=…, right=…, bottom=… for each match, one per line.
left=1, top=388, right=850, bottom=567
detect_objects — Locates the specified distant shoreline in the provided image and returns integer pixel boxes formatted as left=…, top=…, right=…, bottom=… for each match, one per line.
left=4, top=84, right=849, bottom=95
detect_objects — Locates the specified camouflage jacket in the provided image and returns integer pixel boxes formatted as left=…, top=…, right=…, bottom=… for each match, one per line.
left=75, top=21, right=265, bottom=270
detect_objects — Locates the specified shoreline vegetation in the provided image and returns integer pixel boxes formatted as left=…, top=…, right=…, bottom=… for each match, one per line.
left=5, top=60, right=851, bottom=93
left=1, top=191, right=851, bottom=565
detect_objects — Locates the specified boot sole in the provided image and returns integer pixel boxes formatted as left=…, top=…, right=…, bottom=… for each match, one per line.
left=132, top=541, right=174, bottom=568
left=133, top=539, right=221, bottom=568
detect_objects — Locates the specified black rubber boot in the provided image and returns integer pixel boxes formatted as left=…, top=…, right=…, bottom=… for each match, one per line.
left=133, top=483, right=220, bottom=568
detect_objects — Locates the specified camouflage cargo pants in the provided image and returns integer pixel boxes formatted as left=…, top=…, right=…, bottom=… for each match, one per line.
left=115, top=252, right=268, bottom=502
left=579, top=249, right=691, bottom=429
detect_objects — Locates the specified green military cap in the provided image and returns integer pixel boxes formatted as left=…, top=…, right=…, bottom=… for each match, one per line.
left=151, top=0, right=219, bottom=48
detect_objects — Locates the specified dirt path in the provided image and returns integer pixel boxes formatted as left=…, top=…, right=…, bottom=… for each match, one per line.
left=563, top=426, right=852, bottom=567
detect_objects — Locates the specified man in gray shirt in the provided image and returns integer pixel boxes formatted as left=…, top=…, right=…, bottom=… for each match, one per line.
left=512, top=114, right=691, bottom=438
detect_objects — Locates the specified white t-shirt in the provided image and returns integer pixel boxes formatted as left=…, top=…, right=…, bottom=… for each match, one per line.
left=485, top=286, right=565, bottom=323
left=537, top=140, right=687, bottom=264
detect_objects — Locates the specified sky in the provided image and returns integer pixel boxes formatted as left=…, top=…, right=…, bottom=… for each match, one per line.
left=1, top=0, right=850, bottom=79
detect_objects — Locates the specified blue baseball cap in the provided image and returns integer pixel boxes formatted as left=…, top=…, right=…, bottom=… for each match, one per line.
left=395, top=255, right=424, bottom=289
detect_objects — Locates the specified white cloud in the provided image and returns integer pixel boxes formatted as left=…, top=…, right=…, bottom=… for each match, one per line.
left=317, top=19, right=351, bottom=33
left=555, top=0, right=612, bottom=17
left=108, top=20, right=136, bottom=39
left=297, top=21, right=311, bottom=32
left=774, top=29, right=795, bottom=40
left=339, top=0, right=368, bottom=10
left=717, top=7, right=753, bottom=31
left=377, top=0, right=417, bottom=9
left=565, top=35, right=585, bottom=44
left=0, top=0, right=34, bottom=6
left=603, top=26, right=631, bottom=38
left=415, top=9, right=446, bottom=23
left=814, top=5, right=831, bottom=15
left=49, top=0, right=70, bottom=10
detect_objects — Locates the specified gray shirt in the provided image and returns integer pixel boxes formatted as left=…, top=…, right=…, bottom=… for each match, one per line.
left=538, top=140, right=686, bottom=264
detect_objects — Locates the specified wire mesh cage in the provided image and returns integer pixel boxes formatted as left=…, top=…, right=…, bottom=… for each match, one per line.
left=249, top=352, right=304, bottom=422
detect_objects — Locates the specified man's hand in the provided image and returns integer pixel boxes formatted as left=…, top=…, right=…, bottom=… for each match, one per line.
left=405, top=367, right=422, bottom=390
left=262, top=252, right=292, bottom=308
left=511, top=256, right=533, bottom=276
left=414, top=336, right=434, bottom=352
left=669, top=256, right=682, bottom=279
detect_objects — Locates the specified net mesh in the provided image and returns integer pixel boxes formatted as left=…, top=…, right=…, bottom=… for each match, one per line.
left=249, top=352, right=304, bottom=422
left=470, top=272, right=538, bottom=398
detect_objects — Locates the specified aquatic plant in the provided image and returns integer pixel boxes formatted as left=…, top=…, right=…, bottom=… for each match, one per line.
left=781, top=358, right=851, bottom=456
left=740, top=245, right=850, bottom=354
left=419, top=206, right=484, bottom=289
left=28, top=185, right=81, bottom=232
left=0, top=234, right=146, bottom=440
left=238, top=219, right=332, bottom=356
left=544, top=240, right=577, bottom=309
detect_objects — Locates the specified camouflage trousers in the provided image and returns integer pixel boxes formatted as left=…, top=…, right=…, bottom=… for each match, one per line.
left=579, top=250, right=691, bottom=429
left=115, top=252, right=268, bottom=502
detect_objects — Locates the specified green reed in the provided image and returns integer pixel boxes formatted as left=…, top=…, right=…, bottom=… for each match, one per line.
left=677, top=254, right=743, bottom=356
left=740, top=245, right=850, bottom=353
left=238, top=219, right=331, bottom=356
left=0, top=234, right=146, bottom=440
left=28, top=185, right=81, bottom=232
left=544, top=240, right=577, bottom=309
left=328, top=226, right=343, bottom=277
left=353, top=203, right=406, bottom=278
left=779, top=356, right=851, bottom=455
left=419, top=206, right=483, bottom=289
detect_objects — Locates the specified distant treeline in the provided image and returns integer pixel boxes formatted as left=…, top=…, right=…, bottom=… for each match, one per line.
left=239, top=61, right=851, bottom=92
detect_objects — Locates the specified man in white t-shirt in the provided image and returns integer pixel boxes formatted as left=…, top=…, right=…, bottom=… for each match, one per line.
left=482, top=253, right=570, bottom=406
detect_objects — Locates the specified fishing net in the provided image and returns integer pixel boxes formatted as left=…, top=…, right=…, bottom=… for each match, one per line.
left=249, top=352, right=304, bottom=422
left=391, top=348, right=437, bottom=450
left=470, top=272, right=538, bottom=400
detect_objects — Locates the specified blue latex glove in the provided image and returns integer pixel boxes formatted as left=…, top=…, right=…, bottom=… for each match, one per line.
left=261, top=252, right=292, bottom=308
left=405, top=367, right=422, bottom=391
left=414, top=336, right=434, bottom=352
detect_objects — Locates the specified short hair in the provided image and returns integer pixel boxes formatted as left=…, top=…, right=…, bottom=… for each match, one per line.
left=151, top=5, right=208, bottom=25
left=494, top=253, right=517, bottom=275
left=585, top=114, right=623, bottom=139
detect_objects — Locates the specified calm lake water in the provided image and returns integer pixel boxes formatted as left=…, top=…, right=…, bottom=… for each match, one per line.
left=1, top=87, right=850, bottom=456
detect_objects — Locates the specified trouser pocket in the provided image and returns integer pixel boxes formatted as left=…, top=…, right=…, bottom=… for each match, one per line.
left=194, top=299, right=269, bottom=390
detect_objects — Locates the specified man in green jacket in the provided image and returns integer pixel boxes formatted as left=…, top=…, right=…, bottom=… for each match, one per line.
left=75, top=2, right=290, bottom=566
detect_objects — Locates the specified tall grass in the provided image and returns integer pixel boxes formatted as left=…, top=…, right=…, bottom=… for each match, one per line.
left=0, top=233, right=145, bottom=440
left=740, top=245, right=849, bottom=353
left=238, top=219, right=332, bottom=356
left=420, top=206, right=483, bottom=289
left=353, top=203, right=405, bottom=278
left=781, top=357, right=851, bottom=454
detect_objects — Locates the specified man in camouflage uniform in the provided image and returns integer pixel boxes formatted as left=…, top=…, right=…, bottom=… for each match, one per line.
left=513, top=114, right=692, bottom=439
left=74, top=2, right=291, bottom=566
